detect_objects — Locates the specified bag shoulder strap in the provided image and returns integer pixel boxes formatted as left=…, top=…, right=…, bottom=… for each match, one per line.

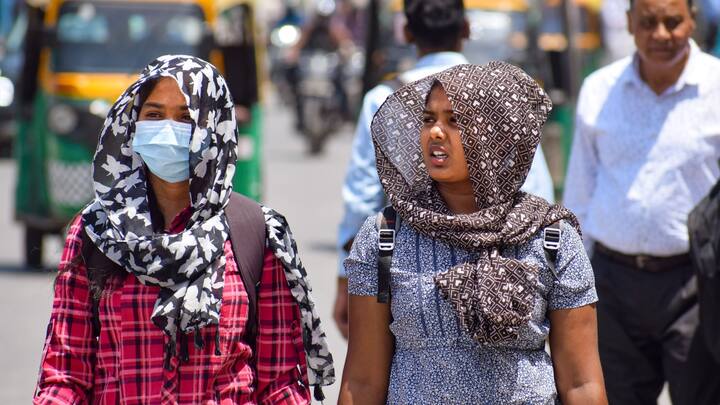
left=225, top=192, right=267, bottom=345
left=375, top=205, right=400, bottom=304
left=542, top=221, right=562, bottom=279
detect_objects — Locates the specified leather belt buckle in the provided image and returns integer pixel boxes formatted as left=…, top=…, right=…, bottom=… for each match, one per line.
left=635, top=255, right=650, bottom=270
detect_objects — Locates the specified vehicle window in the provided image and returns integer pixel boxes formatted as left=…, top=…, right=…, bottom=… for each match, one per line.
left=57, top=3, right=109, bottom=43
left=52, top=1, right=207, bottom=73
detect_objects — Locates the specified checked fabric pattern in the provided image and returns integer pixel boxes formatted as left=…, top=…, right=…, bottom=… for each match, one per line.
left=371, top=62, right=581, bottom=344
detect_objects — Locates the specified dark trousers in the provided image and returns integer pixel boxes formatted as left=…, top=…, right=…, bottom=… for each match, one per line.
left=592, top=250, right=720, bottom=405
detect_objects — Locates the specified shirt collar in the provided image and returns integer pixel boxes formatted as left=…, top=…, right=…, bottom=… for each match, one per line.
left=623, top=39, right=701, bottom=93
left=414, top=52, right=469, bottom=70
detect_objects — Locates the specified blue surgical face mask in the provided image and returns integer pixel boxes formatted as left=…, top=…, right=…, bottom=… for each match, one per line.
left=132, top=120, right=192, bottom=183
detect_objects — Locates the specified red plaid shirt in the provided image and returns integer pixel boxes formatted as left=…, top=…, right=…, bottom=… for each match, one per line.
left=34, top=214, right=311, bottom=405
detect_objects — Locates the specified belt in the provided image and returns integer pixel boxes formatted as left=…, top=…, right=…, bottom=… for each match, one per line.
left=594, top=243, right=691, bottom=272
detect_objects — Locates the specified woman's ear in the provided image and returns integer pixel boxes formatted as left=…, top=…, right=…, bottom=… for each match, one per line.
left=403, top=24, right=415, bottom=45
left=461, top=18, right=470, bottom=40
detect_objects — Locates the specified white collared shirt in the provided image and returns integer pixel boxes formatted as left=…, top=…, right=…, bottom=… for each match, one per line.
left=564, top=41, right=720, bottom=256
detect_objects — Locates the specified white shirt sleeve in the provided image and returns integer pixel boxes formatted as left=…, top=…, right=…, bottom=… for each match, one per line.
left=337, top=85, right=393, bottom=276
left=563, top=83, right=599, bottom=253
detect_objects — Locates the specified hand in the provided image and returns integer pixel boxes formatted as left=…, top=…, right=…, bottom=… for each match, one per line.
left=334, top=277, right=350, bottom=339
left=234, top=105, right=251, bottom=126
left=284, top=46, right=300, bottom=65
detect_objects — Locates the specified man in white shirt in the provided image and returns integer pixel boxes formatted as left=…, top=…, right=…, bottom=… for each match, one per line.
left=565, top=0, right=720, bottom=402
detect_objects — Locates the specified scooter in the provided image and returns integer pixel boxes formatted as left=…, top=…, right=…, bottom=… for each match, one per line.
left=295, top=48, right=347, bottom=154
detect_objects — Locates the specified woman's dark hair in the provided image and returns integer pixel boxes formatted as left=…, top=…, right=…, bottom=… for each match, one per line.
left=404, top=0, right=465, bottom=50
left=57, top=79, right=162, bottom=297
left=137, top=78, right=159, bottom=110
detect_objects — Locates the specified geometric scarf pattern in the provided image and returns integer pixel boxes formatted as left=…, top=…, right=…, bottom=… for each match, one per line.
left=371, top=62, right=580, bottom=344
left=82, top=55, right=237, bottom=343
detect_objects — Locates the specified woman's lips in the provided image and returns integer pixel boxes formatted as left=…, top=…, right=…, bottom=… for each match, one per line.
left=428, top=144, right=448, bottom=166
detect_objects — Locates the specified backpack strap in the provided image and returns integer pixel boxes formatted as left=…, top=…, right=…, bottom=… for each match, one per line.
left=375, top=205, right=400, bottom=304
left=225, top=192, right=267, bottom=345
left=542, top=221, right=562, bottom=279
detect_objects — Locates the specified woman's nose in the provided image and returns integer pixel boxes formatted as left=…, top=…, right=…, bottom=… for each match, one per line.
left=430, top=125, right=445, bottom=139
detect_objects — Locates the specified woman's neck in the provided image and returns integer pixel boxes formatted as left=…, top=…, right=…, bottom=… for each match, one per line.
left=148, top=174, right=190, bottom=230
left=437, top=182, right=477, bottom=215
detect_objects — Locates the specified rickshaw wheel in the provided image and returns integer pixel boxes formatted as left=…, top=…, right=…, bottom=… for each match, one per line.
left=25, top=226, right=44, bottom=270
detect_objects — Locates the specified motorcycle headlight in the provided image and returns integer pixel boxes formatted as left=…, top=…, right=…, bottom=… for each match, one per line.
left=271, top=24, right=300, bottom=48
left=48, top=104, right=79, bottom=135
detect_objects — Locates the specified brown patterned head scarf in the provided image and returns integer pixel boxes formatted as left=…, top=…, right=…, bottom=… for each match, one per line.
left=372, top=62, right=580, bottom=344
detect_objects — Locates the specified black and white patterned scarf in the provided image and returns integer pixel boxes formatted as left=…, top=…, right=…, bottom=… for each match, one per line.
left=82, top=55, right=334, bottom=389
left=372, top=62, right=580, bottom=344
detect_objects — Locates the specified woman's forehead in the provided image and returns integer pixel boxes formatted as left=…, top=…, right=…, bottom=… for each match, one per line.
left=425, top=84, right=452, bottom=110
left=144, top=77, right=186, bottom=107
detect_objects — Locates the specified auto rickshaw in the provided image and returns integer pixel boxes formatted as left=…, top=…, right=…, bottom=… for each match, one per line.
left=15, top=0, right=264, bottom=268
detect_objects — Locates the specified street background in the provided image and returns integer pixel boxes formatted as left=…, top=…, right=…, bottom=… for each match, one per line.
left=0, top=0, right=692, bottom=402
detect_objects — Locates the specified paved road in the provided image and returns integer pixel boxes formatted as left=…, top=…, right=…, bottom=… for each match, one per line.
left=0, top=97, right=670, bottom=404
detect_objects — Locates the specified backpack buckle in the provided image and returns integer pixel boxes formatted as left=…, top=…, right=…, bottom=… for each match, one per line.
left=378, top=229, right=396, bottom=251
left=543, top=227, right=561, bottom=251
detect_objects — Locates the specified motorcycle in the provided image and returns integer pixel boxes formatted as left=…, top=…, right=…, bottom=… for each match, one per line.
left=295, top=48, right=348, bottom=154
left=268, top=18, right=302, bottom=107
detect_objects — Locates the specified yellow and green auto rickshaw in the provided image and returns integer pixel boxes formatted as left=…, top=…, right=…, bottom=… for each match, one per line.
left=15, top=0, right=264, bottom=267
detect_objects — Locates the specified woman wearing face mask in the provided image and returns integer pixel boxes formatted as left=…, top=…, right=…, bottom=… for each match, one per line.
left=34, top=55, right=334, bottom=404
left=339, top=62, right=607, bottom=404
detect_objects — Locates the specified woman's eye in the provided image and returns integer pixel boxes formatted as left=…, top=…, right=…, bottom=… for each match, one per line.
left=423, top=116, right=435, bottom=124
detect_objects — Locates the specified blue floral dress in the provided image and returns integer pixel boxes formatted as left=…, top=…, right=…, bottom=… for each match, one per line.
left=346, top=216, right=597, bottom=404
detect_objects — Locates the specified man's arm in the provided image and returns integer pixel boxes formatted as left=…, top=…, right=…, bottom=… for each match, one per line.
left=334, top=87, right=393, bottom=338
left=563, top=85, right=600, bottom=252
left=337, top=85, right=394, bottom=267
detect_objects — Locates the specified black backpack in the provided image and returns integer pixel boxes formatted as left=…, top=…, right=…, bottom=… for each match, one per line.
left=80, top=192, right=267, bottom=345
left=374, top=206, right=562, bottom=304
left=688, top=171, right=720, bottom=362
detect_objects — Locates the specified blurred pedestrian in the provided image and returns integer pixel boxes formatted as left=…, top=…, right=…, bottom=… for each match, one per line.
left=339, top=62, right=606, bottom=404
left=564, top=0, right=720, bottom=401
left=333, top=0, right=556, bottom=339
left=33, top=55, right=334, bottom=404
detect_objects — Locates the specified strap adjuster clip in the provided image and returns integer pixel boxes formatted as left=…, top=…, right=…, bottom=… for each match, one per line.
left=378, top=229, right=396, bottom=251
left=543, top=227, right=561, bottom=251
